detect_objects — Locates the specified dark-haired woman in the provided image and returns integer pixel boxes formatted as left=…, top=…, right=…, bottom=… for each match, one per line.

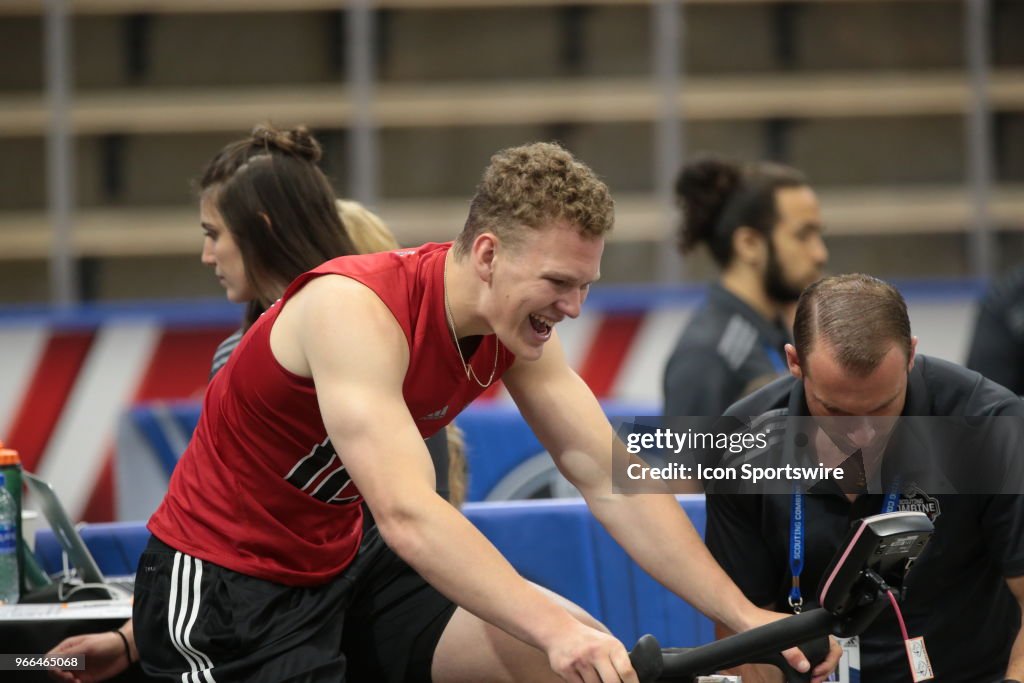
left=662, top=156, right=828, bottom=417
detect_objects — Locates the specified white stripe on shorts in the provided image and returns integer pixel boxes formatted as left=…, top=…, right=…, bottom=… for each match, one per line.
left=184, top=557, right=216, bottom=682
left=168, top=553, right=202, bottom=676
left=168, top=552, right=217, bottom=683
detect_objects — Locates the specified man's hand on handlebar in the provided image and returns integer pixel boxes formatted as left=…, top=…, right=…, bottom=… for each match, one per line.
left=745, top=609, right=842, bottom=683
left=546, top=621, right=640, bottom=683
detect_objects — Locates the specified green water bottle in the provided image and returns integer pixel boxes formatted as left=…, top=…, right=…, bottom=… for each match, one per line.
left=0, top=441, right=24, bottom=600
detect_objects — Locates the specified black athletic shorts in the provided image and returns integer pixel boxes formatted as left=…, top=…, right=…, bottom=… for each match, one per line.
left=132, top=526, right=457, bottom=682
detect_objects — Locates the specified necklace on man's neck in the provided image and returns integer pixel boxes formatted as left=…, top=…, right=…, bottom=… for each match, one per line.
left=443, top=254, right=499, bottom=388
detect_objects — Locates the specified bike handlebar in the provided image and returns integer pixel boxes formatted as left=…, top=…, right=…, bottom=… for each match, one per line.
left=629, top=608, right=836, bottom=683
left=629, top=634, right=664, bottom=682
left=742, top=635, right=831, bottom=683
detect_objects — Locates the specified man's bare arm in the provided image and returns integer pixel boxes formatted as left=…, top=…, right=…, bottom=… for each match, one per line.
left=504, top=331, right=764, bottom=630
left=275, top=276, right=636, bottom=681
left=503, top=331, right=840, bottom=681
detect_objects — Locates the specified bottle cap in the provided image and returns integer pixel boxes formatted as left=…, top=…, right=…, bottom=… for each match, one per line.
left=0, top=441, right=20, bottom=467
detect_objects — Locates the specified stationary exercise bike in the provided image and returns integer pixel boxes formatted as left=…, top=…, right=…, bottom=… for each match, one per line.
left=628, top=511, right=934, bottom=682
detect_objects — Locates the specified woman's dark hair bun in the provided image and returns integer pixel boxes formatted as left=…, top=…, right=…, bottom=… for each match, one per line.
left=674, top=155, right=740, bottom=253
left=251, top=123, right=322, bottom=163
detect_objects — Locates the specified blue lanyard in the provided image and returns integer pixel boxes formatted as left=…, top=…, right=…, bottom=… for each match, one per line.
left=789, top=478, right=901, bottom=612
left=881, top=481, right=901, bottom=514
left=788, top=489, right=805, bottom=610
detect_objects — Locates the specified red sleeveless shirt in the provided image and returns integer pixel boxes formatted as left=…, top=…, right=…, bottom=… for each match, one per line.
left=148, top=242, right=514, bottom=585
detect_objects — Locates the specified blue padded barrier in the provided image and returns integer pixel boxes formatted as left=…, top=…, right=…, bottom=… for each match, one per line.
left=36, top=498, right=714, bottom=649
left=33, top=533, right=62, bottom=575
left=462, top=497, right=713, bottom=647
left=589, top=496, right=714, bottom=647
left=456, top=405, right=544, bottom=502
left=463, top=499, right=604, bottom=619
left=34, top=522, right=152, bottom=577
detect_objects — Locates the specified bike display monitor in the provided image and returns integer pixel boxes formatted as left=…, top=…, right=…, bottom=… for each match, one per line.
left=629, top=511, right=935, bottom=682
left=817, top=511, right=933, bottom=617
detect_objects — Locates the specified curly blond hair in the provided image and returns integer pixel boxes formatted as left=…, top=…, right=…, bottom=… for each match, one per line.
left=454, top=142, right=614, bottom=256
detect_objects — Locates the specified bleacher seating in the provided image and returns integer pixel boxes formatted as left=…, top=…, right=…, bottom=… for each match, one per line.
left=1, top=0, right=1022, bottom=302
left=3, top=184, right=1024, bottom=262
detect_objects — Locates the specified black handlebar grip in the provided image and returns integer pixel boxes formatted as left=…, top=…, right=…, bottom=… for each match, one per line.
left=628, top=634, right=664, bottom=683
left=800, top=636, right=832, bottom=670
left=748, top=636, right=832, bottom=683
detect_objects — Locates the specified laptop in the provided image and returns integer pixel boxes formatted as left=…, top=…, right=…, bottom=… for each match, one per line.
left=23, top=471, right=134, bottom=600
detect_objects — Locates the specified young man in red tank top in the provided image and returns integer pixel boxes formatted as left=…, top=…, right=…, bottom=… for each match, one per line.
left=133, top=143, right=839, bottom=683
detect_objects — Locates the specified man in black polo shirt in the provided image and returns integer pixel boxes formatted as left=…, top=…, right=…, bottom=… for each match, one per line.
left=663, top=156, right=828, bottom=417
left=705, top=274, right=1024, bottom=683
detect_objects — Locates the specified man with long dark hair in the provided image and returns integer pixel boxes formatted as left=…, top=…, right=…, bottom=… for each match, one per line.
left=664, top=156, right=828, bottom=417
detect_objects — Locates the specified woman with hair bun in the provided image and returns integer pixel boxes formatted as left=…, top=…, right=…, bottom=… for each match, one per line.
left=663, top=155, right=829, bottom=417
left=199, top=123, right=357, bottom=373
